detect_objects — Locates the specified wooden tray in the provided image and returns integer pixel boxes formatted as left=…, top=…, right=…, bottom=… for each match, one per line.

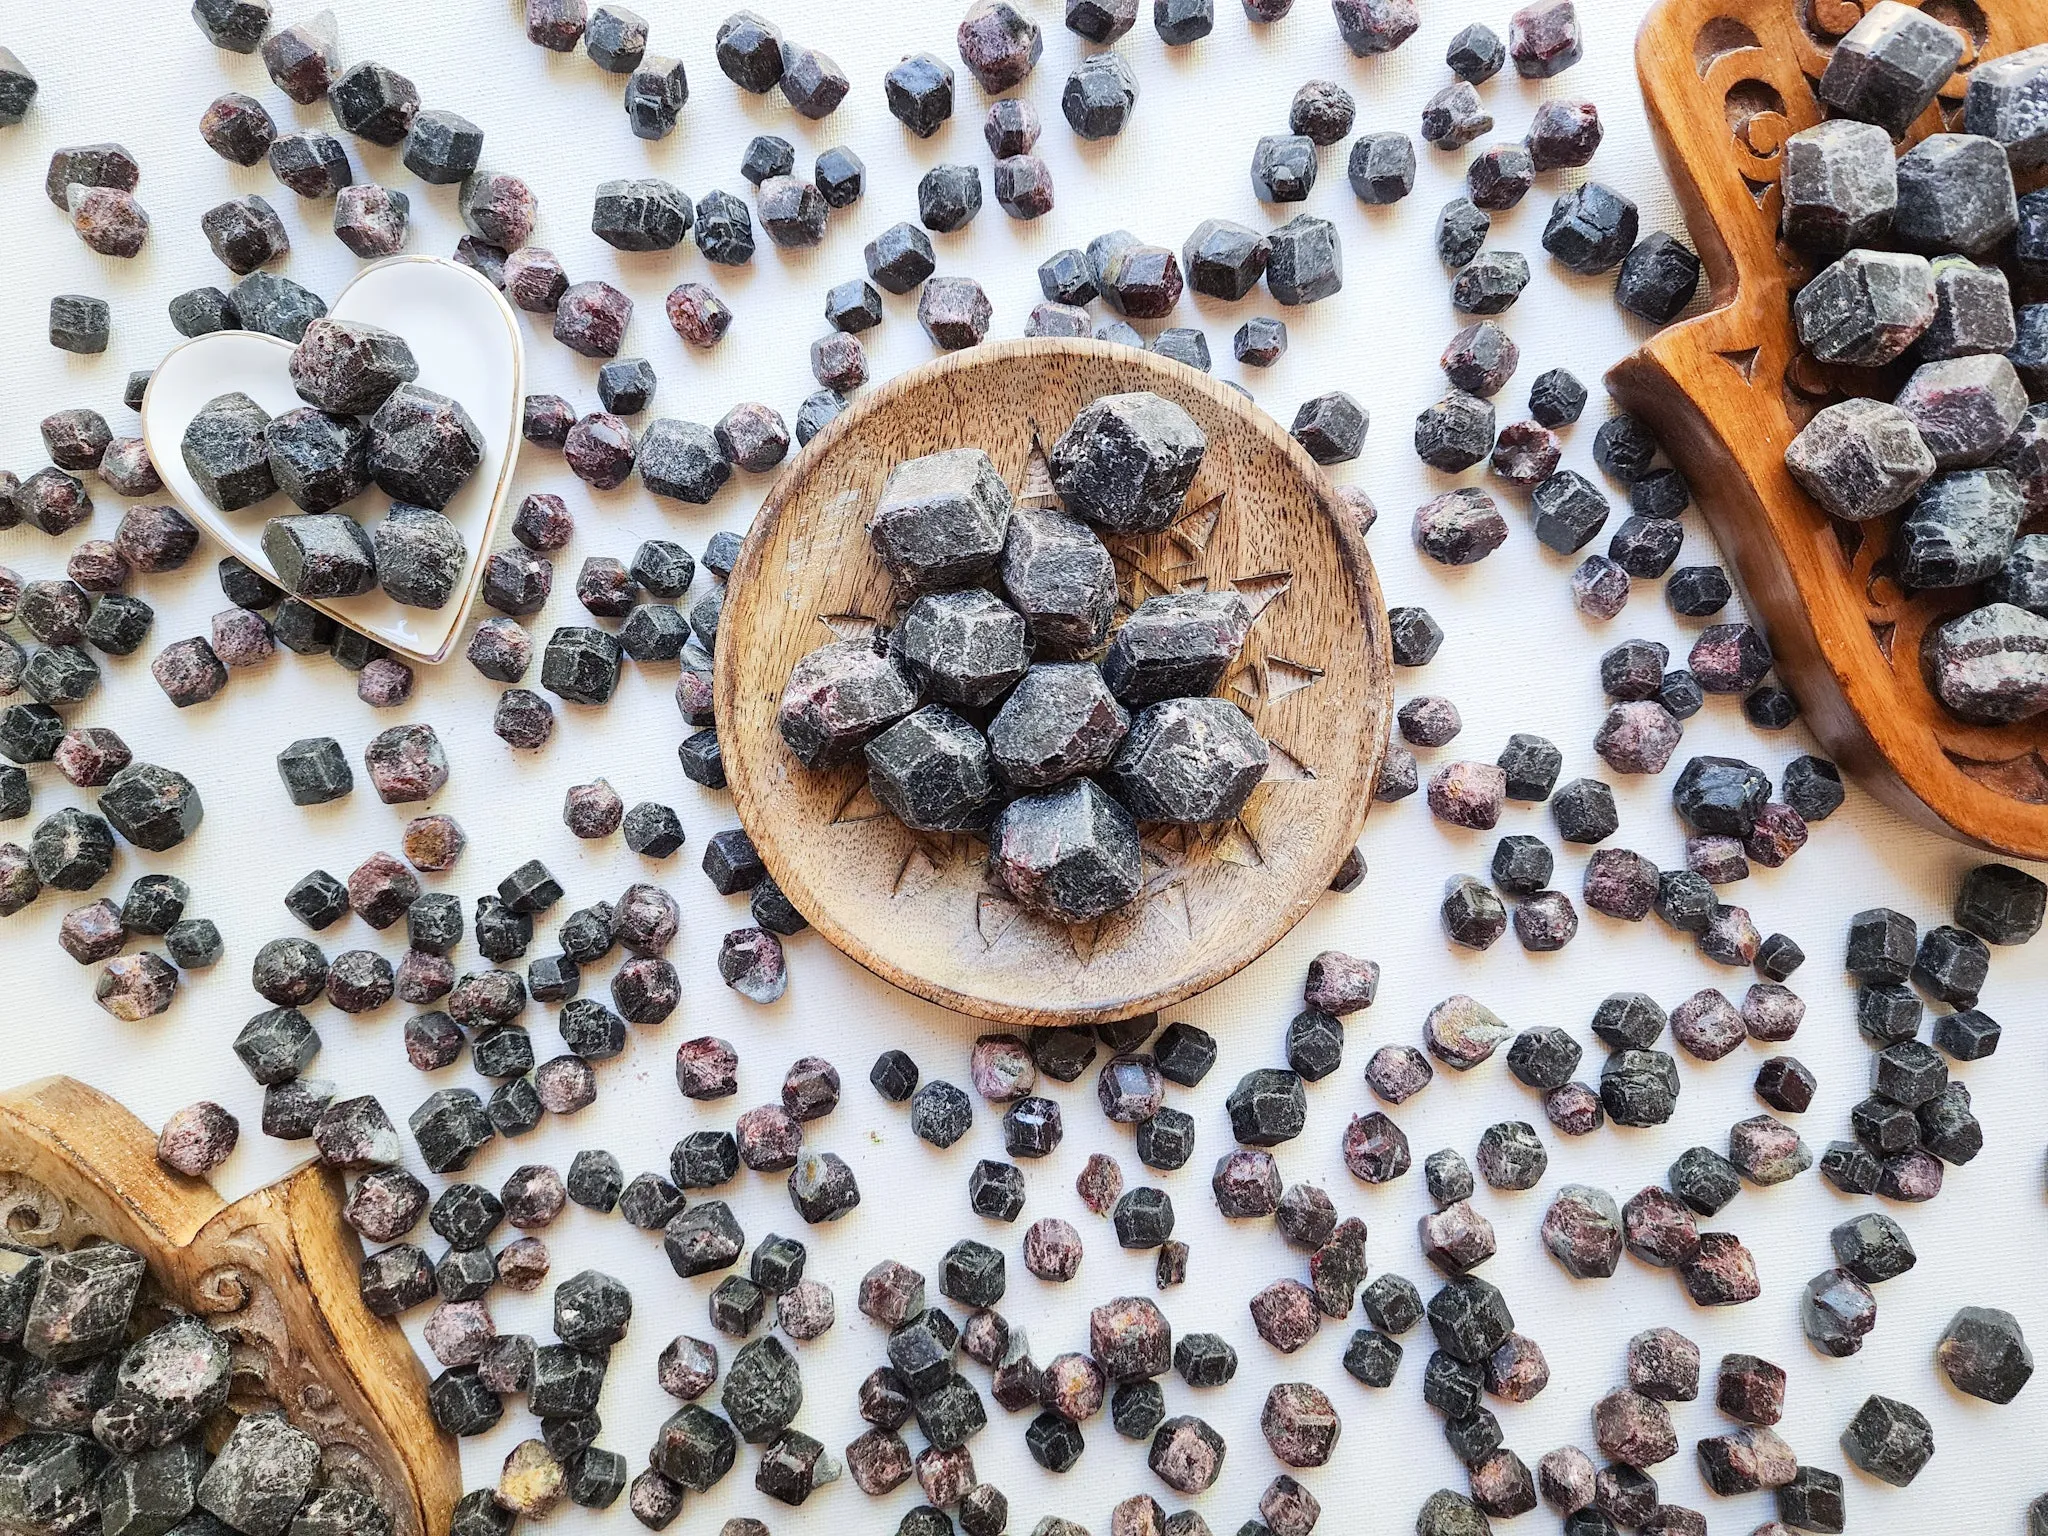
left=1608, top=0, right=2048, bottom=857
left=714, top=340, right=1391, bottom=1026
left=0, top=1078, right=459, bottom=1536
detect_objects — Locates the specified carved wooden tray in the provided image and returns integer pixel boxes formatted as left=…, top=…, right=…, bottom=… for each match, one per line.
left=714, top=340, right=1391, bottom=1026
left=0, top=1078, right=458, bottom=1536
left=1608, top=0, right=2048, bottom=856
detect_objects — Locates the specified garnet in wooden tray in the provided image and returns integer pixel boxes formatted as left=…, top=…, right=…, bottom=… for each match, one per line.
left=1611, top=0, right=2048, bottom=856
left=714, top=340, right=1391, bottom=1026
left=0, top=1077, right=458, bottom=1536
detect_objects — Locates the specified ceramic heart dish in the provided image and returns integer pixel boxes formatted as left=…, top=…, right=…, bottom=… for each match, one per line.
left=140, top=256, right=524, bottom=665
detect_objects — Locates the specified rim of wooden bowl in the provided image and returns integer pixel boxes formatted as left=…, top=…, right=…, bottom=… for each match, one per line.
left=713, top=338, right=1391, bottom=1025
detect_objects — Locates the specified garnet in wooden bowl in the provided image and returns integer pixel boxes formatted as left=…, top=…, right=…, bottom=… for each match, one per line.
left=714, top=340, right=1391, bottom=1025
left=1609, top=0, right=2048, bottom=856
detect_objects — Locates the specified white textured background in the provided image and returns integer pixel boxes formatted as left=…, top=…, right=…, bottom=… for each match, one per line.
left=2, top=1, right=2047, bottom=1532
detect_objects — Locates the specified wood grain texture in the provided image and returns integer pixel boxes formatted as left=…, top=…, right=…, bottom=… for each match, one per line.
left=714, top=340, right=1391, bottom=1025
left=0, top=1078, right=459, bottom=1536
left=1608, top=0, right=2048, bottom=856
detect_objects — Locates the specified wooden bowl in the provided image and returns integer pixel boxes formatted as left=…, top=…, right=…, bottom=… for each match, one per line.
left=714, top=340, right=1391, bottom=1026
left=0, top=1078, right=458, bottom=1536
left=1608, top=0, right=2048, bottom=857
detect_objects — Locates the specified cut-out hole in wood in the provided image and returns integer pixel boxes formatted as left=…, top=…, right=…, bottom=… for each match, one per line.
left=1695, top=14, right=1762, bottom=72
left=1170, top=494, right=1226, bottom=555
left=1213, top=818, right=1265, bottom=868
left=1265, top=655, right=1325, bottom=703
left=1830, top=519, right=1864, bottom=566
left=1945, top=744, right=2048, bottom=803
left=1718, top=345, right=1762, bottom=382
left=819, top=612, right=881, bottom=641
left=832, top=780, right=885, bottom=824
left=1232, top=570, right=1294, bottom=619
left=1018, top=438, right=1057, bottom=505
left=1264, top=739, right=1317, bottom=780
left=893, top=845, right=940, bottom=899
left=976, top=892, right=1019, bottom=949
left=1869, top=619, right=1896, bottom=663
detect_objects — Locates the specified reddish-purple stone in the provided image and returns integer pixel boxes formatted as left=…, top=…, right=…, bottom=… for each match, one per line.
left=1680, top=1231, right=1761, bottom=1306
left=1541, top=1184, right=1622, bottom=1277
left=1626, top=1327, right=1700, bottom=1401
left=1669, top=988, right=1745, bottom=1060
left=1024, top=1217, right=1083, bottom=1281
left=1427, top=760, right=1507, bottom=829
left=564, top=412, right=636, bottom=489
left=1493, top=420, right=1563, bottom=487
left=1149, top=1416, right=1226, bottom=1495
left=1744, top=802, right=1809, bottom=868
left=1622, top=1186, right=1700, bottom=1268
left=554, top=281, right=632, bottom=358
left=1211, top=1149, right=1281, bottom=1217
left=1593, top=1389, right=1677, bottom=1468
left=1486, top=1333, right=1551, bottom=1402
left=957, top=0, right=1043, bottom=92
left=1249, top=1280, right=1322, bottom=1353
left=1545, top=1081, right=1605, bottom=1135
left=666, top=282, right=733, bottom=349
left=1041, top=1351, right=1106, bottom=1421
left=1342, top=1112, right=1411, bottom=1183
left=1091, top=1295, right=1170, bottom=1382
left=1261, top=1381, right=1340, bottom=1466
left=1076, top=1152, right=1124, bottom=1215
left=1716, top=1353, right=1787, bottom=1425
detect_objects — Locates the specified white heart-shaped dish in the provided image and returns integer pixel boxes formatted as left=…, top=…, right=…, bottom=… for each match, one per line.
left=140, top=256, right=525, bottom=665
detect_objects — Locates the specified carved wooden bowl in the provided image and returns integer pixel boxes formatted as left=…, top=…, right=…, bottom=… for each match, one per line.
left=714, top=340, right=1392, bottom=1026
left=1608, top=0, right=2048, bottom=856
left=0, top=1078, right=458, bottom=1536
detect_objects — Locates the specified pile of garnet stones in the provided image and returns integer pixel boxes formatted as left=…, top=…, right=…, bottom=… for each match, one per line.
left=1771, top=15, right=2048, bottom=726
left=778, top=391, right=1270, bottom=924
left=0, top=1231, right=400, bottom=1536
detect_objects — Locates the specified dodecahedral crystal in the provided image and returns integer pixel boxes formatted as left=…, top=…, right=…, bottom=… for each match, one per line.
left=182, top=392, right=274, bottom=511
left=1414, top=394, right=1496, bottom=472
left=1346, top=131, right=1415, bottom=206
left=552, top=279, right=632, bottom=358
left=1063, top=51, right=1138, bottom=141
left=777, top=641, right=918, bottom=769
left=1617, top=234, right=1702, bottom=325
left=368, top=385, right=483, bottom=510
left=192, top=1412, right=321, bottom=1535
left=268, top=130, right=351, bottom=199
left=1796, top=248, right=1937, bottom=366
left=1784, top=397, right=1935, bottom=522
left=1819, top=1, right=1965, bottom=137
left=866, top=707, right=999, bottom=834
left=1532, top=471, right=1611, bottom=553
left=1435, top=203, right=1494, bottom=285
left=892, top=590, right=1028, bottom=709
left=1893, top=133, right=2016, bottom=259
left=1897, top=357, right=2027, bottom=471
left=1936, top=1306, right=2033, bottom=1403
left=1106, top=698, right=1266, bottom=824
left=1266, top=214, right=1343, bottom=305
left=1840, top=1394, right=1934, bottom=1486
left=263, top=408, right=367, bottom=514
left=1293, top=391, right=1369, bottom=463
left=1043, top=395, right=1206, bottom=537
left=1544, top=183, right=1639, bottom=274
